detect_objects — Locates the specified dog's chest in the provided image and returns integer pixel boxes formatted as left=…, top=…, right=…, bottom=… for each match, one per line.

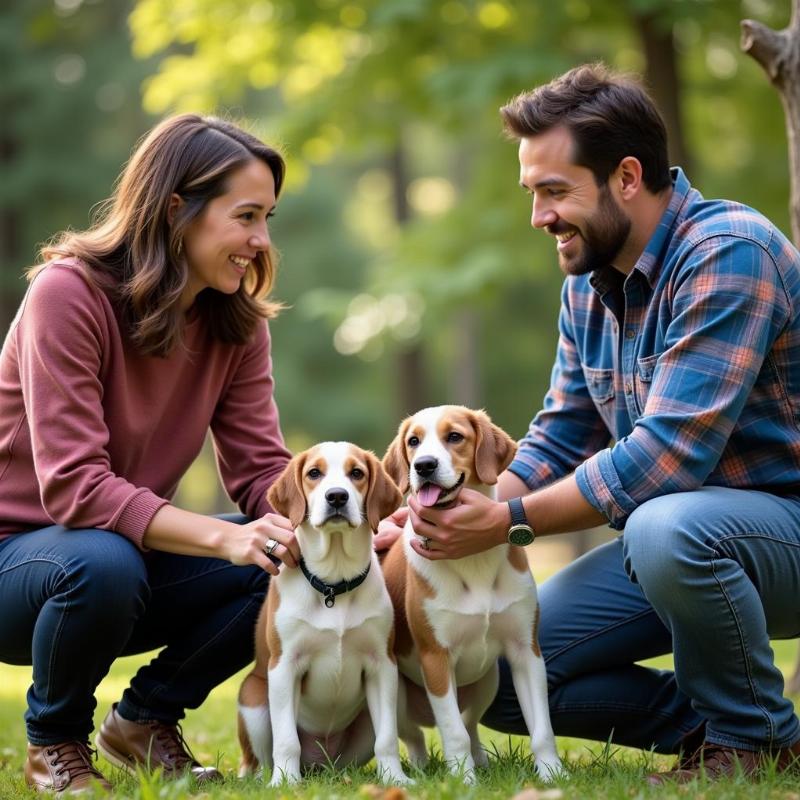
left=290, top=621, right=384, bottom=726
left=413, top=559, right=536, bottom=684
left=275, top=579, right=391, bottom=699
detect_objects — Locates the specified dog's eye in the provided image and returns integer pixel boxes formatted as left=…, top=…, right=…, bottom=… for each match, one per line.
left=407, top=436, right=420, bottom=447
left=307, top=468, right=322, bottom=480
left=350, top=467, right=365, bottom=480
left=447, top=432, right=464, bottom=443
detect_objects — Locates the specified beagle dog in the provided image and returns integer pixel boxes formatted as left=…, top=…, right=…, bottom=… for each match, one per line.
left=382, top=406, right=563, bottom=782
left=237, top=442, right=410, bottom=786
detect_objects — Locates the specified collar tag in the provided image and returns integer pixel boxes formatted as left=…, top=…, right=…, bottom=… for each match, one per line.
left=324, top=588, right=336, bottom=608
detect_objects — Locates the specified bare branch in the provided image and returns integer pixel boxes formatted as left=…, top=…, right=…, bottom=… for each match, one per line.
left=740, top=19, right=784, bottom=81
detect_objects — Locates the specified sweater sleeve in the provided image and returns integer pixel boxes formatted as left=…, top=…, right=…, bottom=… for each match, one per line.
left=16, top=266, right=168, bottom=547
left=210, top=321, right=291, bottom=518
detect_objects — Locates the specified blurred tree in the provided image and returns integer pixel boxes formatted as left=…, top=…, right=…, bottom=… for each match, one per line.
left=1, top=0, right=155, bottom=331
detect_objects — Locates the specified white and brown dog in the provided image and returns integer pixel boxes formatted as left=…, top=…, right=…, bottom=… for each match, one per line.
left=382, top=406, right=563, bottom=782
left=237, top=442, right=410, bottom=786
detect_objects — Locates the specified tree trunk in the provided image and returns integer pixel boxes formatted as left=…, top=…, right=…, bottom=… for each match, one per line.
left=0, top=132, right=21, bottom=333
left=633, top=11, right=692, bottom=174
left=741, top=0, right=800, bottom=244
left=389, top=141, right=429, bottom=415
left=452, top=308, right=480, bottom=407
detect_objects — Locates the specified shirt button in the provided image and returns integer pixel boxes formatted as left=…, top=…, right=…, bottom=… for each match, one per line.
left=625, top=382, right=633, bottom=394
left=625, top=328, right=636, bottom=339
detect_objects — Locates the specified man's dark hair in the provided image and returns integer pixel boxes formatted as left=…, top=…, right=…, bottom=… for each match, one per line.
left=501, top=63, right=671, bottom=194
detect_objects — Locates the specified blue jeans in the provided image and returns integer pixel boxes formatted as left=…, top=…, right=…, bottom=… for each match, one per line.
left=483, top=486, right=800, bottom=752
left=0, top=517, right=268, bottom=745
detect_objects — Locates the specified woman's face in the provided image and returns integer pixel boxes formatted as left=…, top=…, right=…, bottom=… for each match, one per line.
left=180, top=158, right=277, bottom=309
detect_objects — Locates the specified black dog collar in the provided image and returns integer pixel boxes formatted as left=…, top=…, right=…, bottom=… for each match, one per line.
left=298, top=558, right=370, bottom=608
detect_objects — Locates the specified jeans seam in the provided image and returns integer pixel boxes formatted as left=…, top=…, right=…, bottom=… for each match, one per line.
left=716, top=531, right=800, bottom=550
left=147, top=563, right=236, bottom=592
left=552, top=701, right=682, bottom=722
left=545, top=606, right=657, bottom=664
left=139, top=591, right=262, bottom=711
left=41, top=564, right=71, bottom=722
left=709, top=553, right=774, bottom=741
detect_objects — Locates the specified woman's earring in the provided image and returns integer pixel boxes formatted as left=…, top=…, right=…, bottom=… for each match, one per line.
left=176, top=238, right=183, bottom=257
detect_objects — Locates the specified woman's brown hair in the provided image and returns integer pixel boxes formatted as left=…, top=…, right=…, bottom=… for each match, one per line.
left=32, top=114, right=286, bottom=357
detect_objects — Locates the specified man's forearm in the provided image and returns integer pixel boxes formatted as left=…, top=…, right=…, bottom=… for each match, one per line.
left=498, top=470, right=606, bottom=537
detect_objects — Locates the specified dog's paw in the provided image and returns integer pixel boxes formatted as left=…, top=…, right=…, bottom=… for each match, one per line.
left=472, top=746, right=489, bottom=769
left=268, top=769, right=301, bottom=787
left=376, top=758, right=413, bottom=785
left=534, top=755, right=565, bottom=781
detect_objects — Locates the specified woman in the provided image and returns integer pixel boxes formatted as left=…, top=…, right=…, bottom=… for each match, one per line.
left=0, top=114, right=299, bottom=794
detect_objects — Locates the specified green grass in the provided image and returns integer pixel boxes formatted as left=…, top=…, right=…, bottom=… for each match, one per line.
left=2, top=641, right=800, bottom=799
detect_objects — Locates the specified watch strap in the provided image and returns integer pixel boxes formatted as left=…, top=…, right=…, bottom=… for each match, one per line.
left=508, top=497, right=529, bottom=527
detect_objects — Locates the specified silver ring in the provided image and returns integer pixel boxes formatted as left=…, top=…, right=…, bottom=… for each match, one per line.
left=420, top=536, right=431, bottom=551
left=264, top=538, right=279, bottom=556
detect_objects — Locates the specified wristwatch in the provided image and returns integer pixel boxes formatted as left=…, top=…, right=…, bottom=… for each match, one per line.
left=506, top=497, right=535, bottom=546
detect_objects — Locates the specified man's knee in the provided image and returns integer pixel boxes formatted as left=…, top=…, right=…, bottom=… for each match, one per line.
left=622, top=493, right=712, bottom=595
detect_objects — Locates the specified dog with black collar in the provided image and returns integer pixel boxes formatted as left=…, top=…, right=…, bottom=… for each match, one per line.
left=236, top=442, right=410, bottom=786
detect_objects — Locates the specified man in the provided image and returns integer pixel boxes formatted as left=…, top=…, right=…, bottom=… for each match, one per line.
left=376, top=63, right=800, bottom=783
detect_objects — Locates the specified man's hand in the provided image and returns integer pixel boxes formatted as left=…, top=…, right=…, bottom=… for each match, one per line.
left=407, top=488, right=510, bottom=560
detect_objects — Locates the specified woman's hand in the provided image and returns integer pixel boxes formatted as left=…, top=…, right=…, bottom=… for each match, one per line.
left=143, top=504, right=299, bottom=576
left=221, top=513, right=299, bottom=575
left=407, top=488, right=509, bottom=560
left=374, top=506, right=408, bottom=554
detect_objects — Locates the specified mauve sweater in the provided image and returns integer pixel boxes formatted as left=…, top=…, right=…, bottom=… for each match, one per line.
left=0, top=260, right=291, bottom=548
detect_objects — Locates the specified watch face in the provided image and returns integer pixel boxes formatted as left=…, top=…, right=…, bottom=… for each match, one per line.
left=508, top=525, right=534, bottom=546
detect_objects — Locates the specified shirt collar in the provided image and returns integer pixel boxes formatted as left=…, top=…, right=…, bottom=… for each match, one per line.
left=590, top=167, right=692, bottom=294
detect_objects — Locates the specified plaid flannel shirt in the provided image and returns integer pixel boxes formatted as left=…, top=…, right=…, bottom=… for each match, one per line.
left=509, top=168, right=800, bottom=529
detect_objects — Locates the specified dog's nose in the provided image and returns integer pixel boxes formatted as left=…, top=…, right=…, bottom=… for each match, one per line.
left=414, top=456, right=438, bottom=478
left=325, top=487, right=349, bottom=509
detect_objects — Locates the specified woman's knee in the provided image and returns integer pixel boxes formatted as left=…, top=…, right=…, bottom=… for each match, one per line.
left=58, top=532, right=150, bottom=616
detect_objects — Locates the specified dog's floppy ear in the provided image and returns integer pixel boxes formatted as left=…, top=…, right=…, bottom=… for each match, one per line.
left=267, top=452, right=308, bottom=528
left=382, top=418, right=411, bottom=494
left=363, top=450, right=403, bottom=532
left=472, top=409, right=518, bottom=485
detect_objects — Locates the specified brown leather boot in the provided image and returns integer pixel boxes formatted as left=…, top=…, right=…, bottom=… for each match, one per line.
left=24, top=741, right=111, bottom=795
left=95, top=703, right=222, bottom=783
left=648, top=739, right=800, bottom=784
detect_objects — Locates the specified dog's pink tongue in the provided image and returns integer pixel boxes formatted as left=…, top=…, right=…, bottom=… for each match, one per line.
left=418, top=483, right=443, bottom=507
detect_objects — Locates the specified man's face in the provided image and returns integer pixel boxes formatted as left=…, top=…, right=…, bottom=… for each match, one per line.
left=518, top=127, right=631, bottom=276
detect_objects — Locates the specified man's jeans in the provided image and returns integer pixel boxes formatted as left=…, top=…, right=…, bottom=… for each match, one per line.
left=483, top=486, right=800, bottom=752
left=0, top=517, right=268, bottom=745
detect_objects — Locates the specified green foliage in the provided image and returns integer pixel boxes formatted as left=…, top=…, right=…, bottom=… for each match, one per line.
left=1, top=0, right=156, bottom=287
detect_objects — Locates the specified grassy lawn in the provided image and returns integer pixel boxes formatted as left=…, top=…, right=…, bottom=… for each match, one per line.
left=1, top=640, right=800, bottom=799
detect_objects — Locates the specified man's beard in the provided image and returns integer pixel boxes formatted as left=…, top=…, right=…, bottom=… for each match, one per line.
left=555, top=185, right=631, bottom=277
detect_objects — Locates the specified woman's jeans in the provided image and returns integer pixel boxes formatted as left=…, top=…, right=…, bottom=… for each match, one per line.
left=483, top=486, right=800, bottom=753
left=0, top=517, right=268, bottom=745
